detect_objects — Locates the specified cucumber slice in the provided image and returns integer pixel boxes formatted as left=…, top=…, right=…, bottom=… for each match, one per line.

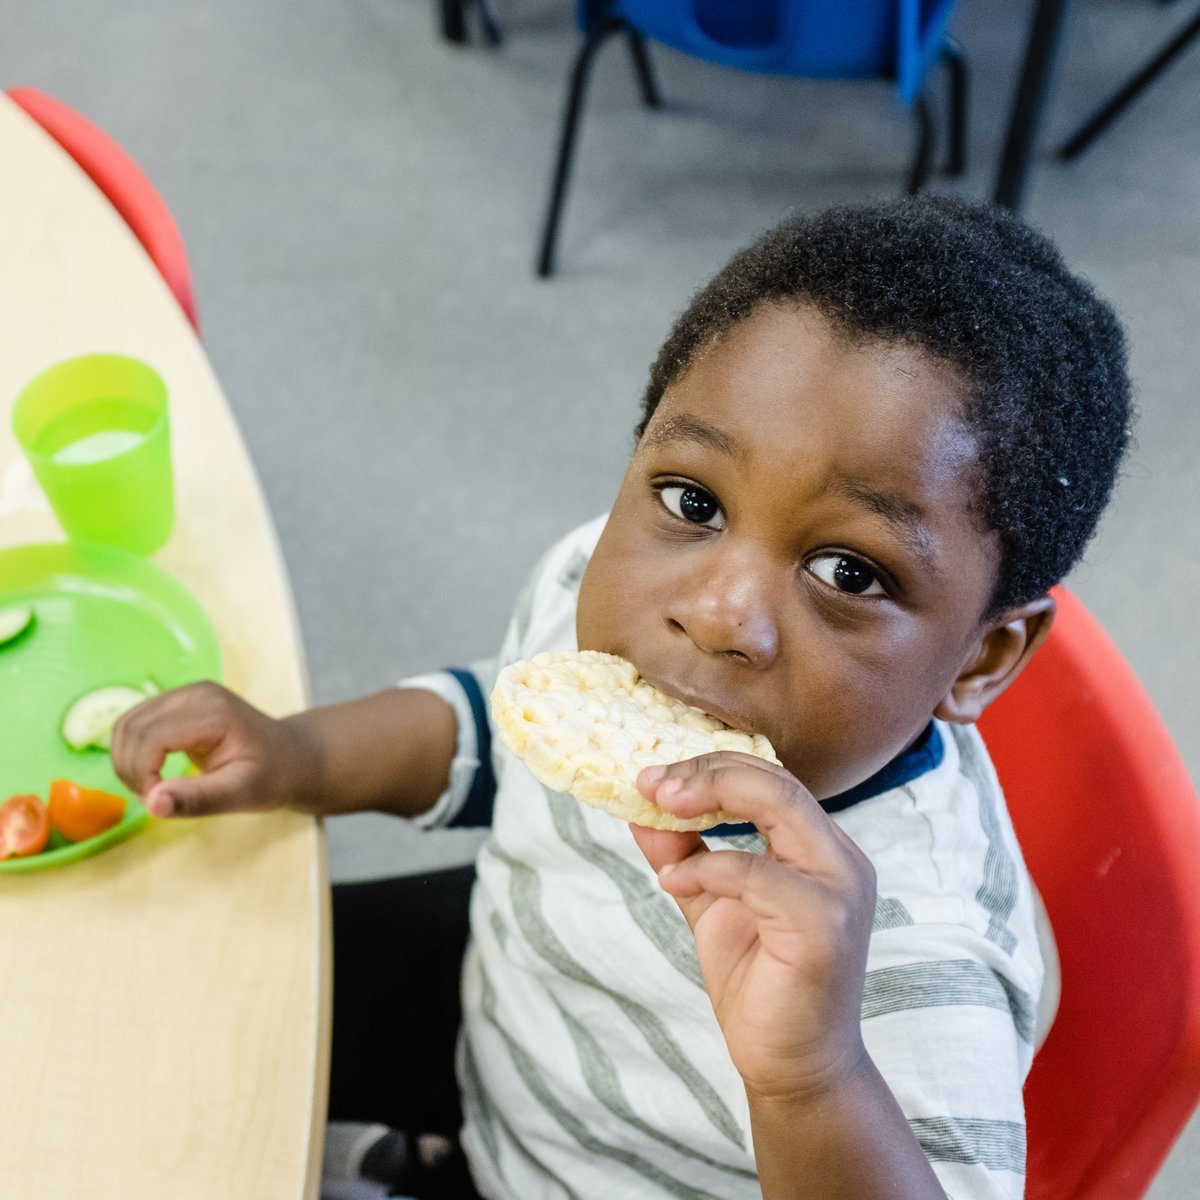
left=61, top=684, right=154, bottom=752
left=0, top=605, right=35, bottom=647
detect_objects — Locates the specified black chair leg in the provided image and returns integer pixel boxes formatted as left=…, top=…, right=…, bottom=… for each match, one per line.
left=439, top=0, right=467, bottom=43
left=941, top=41, right=968, bottom=176
left=625, top=29, right=662, bottom=108
left=536, top=19, right=624, bottom=278
left=906, top=93, right=935, bottom=194
left=438, top=0, right=502, bottom=47
left=476, top=0, right=503, bottom=47
left=1058, top=10, right=1200, bottom=159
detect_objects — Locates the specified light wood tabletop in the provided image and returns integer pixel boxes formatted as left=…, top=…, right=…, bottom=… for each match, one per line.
left=0, top=93, right=330, bottom=1199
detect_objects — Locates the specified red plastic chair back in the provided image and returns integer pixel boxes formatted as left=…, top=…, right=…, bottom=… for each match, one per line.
left=978, top=586, right=1200, bottom=1198
left=7, top=86, right=200, bottom=334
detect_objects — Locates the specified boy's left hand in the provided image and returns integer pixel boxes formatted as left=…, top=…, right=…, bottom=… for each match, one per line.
left=632, top=753, right=877, bottom=1101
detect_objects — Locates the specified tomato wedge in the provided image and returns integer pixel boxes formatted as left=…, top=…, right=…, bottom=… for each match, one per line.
left=48, top=779, right=126, bottom=843
left=0, top=794, right=52, bottom=859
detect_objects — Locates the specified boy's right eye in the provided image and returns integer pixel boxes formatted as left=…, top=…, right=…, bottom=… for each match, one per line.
left=656, top=484, right=726, bottom=530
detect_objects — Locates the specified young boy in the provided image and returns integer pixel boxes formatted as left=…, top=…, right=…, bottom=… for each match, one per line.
left=112, top=195, right=1132, bottom=1200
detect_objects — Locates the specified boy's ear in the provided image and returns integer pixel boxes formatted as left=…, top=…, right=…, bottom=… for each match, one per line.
left=935, top=594, right=1056, bottom=725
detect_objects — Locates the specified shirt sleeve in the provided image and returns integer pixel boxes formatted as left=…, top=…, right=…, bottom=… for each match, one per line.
left=400, top=658, right=498, bottom=830
left=395, top=539, right=561, bottom=830
left=400, top=517, right=606, bottom=831
left=836, top=718, right=1044, bottom=1200
left=860, top=919, right=1038, bottom=1200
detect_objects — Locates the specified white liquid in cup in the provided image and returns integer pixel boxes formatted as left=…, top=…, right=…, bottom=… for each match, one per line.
left=51, top=428, right=145, bottom=465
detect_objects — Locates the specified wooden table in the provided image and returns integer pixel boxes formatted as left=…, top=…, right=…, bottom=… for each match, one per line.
left=0, top=94, right=330, bottom=1199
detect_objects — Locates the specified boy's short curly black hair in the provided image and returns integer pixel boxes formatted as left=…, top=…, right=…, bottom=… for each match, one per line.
left=638, top=195, right=1134, bottom=617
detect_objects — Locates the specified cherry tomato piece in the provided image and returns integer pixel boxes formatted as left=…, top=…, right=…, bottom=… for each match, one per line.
left=47, top=779, right=126, bottom=843
left=0, top=794, right=52, bottom=859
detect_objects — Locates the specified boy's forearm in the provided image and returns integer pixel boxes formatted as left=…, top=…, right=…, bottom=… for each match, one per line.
left=748, top=1053, right=945, bottom=1200
left=281, top=687, right=458, bottom=819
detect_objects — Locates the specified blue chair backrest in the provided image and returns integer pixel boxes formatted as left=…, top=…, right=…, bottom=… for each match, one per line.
left=579, top=0, right=955, bottom=103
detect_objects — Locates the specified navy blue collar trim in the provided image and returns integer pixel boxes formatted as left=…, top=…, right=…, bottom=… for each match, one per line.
left=705, top=721, right=944, bottom=838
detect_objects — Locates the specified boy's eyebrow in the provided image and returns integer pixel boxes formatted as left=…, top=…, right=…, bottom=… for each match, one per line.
left=640, top=414, right=742, bottom=459
left=825, top=475, right=941, bottom=571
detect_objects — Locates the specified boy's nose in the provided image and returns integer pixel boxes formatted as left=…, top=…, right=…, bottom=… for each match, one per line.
left=666, top=555, right=780, bottom=668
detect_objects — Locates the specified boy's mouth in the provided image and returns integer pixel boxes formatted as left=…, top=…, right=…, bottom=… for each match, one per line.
left=636, top=668, right=758, bottom=737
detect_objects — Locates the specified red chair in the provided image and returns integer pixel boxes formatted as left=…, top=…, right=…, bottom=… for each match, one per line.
left=978, top=586, right=1200, bottom=1198
left=7, top=85, right=200, bottom=333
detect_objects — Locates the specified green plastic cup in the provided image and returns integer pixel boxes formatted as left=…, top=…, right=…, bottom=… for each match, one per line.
left=12, top=354, right=174, bottom=555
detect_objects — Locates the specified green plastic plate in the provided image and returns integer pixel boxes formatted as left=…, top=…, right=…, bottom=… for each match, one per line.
left=0, top=542, right=222, bottom=872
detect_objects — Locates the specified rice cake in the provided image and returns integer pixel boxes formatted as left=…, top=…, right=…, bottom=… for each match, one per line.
left=490, top=650, right=779, bottom=831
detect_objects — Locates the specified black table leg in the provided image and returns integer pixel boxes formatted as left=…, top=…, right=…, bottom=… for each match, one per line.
left=992, top=0, right=1070, bottom=210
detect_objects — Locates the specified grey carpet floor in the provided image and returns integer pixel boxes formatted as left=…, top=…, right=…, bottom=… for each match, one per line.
left=7, top=0, right=1200, bottom=1192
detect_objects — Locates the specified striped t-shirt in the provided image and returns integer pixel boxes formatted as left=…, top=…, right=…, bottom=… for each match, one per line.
left=407, top=515, right=1044, bottom=1200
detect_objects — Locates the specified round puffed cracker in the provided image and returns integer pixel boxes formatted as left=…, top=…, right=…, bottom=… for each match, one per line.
left=490, top=649, right=780, bottom=831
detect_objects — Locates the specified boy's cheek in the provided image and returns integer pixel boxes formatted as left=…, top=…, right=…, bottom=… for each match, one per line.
left=575, top=546, right=649, bottom=654
left=574, top=575, right=608, bottom=653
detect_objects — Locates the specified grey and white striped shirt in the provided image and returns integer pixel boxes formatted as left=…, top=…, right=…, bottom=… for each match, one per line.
left=408, top=515, right=1043, bottom=1200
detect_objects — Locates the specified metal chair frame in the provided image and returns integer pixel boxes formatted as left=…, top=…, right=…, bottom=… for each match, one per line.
left=536, top=4, right=968, bottom=277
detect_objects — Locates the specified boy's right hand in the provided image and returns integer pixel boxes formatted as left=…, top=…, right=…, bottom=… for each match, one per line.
left=110, top=682, right=318, bottom=819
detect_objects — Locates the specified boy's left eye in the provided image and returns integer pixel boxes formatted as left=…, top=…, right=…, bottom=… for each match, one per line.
left=658, top=485, right=726, bottom=530
left=807, top=554, right=886, bottom=596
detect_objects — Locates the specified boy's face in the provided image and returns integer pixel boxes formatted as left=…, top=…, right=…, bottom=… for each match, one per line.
left=576, top=302, right=1004, bottom=800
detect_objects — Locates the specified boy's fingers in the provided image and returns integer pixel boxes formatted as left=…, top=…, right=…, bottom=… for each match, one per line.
left=639, top=751, right=767, bottom=791
left=627, top=822, right=705, bottom=876
left=111, top=688, right=228, bottom=797
left=145, top=760, right=258, bottom=819
left=638, top=753, right=841, bottom=871
left=109, top=708, right=172, bottom=797
left=109, top=743, right=166, bottom=799
left=658, top=847, right=809, bottom=917
left=627, top=822, right=716, bottom=928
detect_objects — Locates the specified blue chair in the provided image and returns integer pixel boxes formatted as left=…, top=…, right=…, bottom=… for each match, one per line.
left=537, top=0, right=967, bottom=276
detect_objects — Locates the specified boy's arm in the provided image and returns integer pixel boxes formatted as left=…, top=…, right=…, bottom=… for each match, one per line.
left=746, top=1063, right=946, bottom=1199
left=283, top=686, right=458, bottom=818
left=112, top=681, right=459, bottom=820
left=631, top=753, right=949, bottom=1200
